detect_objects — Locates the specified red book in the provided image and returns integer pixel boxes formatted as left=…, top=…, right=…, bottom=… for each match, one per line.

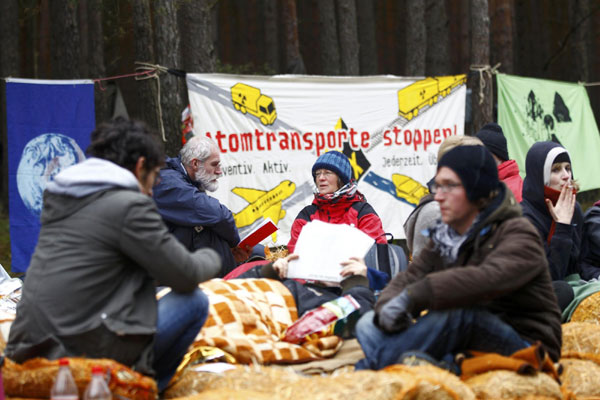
left=238, top=218, right=278, bottom=248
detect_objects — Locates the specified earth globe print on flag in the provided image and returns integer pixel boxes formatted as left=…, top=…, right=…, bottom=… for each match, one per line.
left=17, top=133, right=86, bottom=217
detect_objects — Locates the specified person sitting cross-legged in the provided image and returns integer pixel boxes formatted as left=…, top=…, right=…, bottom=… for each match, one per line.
left=354, top=145, right=562, bottom=372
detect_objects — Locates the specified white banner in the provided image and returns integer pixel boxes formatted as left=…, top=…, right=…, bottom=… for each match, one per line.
left=187, top=73, right=466, bottom=245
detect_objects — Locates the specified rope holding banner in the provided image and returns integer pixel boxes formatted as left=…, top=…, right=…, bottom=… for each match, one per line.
left=580, top=81, right=600, bottom=87
left=135, top=62, right=167, bottom=142
left=469, top=63, right=501, bottom=105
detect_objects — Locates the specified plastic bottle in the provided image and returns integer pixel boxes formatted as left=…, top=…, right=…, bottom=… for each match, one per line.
left=50, top=358, right=79, bottom=400
left=83, top=366, right=111, bottom=400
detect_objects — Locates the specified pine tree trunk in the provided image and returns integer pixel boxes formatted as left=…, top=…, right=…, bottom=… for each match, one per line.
left=79, top=0, right=90, bottom=78
left=0, top=0, right=20, bottom=210
left=263, top=0, right=280, bottom=73
left=281, top=0, right=306, bottom=73
left=39, top=0, right=51, bottom=78
left=569, top=0, right=591, bottom=82
left=318, top=0, right=340, bottom=75
left=470, top=0, right=493, bottom=131
left=405, top=0, right=426, bottom=76
left=50, top=0, right=81, bottom=78
left=132, top=0, right=160, bottom=131
left=490, top=0, right=514, bottom=74
left=88, top=0, right=110, bottom=124
left=180, top=0, right=216, bottom=72
left=426, top=0, right=450, bottom=76
left=336, top=0, right=359, bottom=75
left=153, top=0, right=186, bottom=156
left=356, top=0, right=378, bottom=75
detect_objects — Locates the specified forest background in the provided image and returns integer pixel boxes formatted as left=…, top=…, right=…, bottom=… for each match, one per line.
left=1, top=0, right=600, bottom=272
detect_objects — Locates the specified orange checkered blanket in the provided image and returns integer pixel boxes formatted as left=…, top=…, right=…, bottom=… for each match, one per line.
left=191, top=278, right=343, bottom=364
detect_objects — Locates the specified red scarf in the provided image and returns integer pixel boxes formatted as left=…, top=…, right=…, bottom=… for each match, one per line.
left=543, top=185, right=577, bottom=244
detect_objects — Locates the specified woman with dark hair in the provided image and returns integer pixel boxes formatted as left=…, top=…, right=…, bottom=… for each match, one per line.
left=6, top=118, right=221, bottom=391
left=521, top=141, right=582, bottom=310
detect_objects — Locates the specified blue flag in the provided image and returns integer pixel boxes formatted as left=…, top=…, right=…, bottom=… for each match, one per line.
left=6, top=79, right=95, bottom=272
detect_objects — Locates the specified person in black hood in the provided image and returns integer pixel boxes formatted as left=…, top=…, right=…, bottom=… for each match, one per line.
left=521, top=141, right=582, bottom=309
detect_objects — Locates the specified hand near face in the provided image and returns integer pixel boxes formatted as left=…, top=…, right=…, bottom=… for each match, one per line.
left=339, top=256, right=367, bottom=278
left=273, top=253, right=299, bottom=279
left=546, top=183, right=576, bottom=225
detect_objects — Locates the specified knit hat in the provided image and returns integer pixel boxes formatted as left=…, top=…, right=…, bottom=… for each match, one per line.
left=476, top=123, right=509, bottom=162
left=312, top=151, right=352, bottom=184
left=437, top=145, right=500, bottom=202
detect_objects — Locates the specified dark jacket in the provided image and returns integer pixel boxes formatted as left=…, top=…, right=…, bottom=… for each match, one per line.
left=240, top=263, right=375, bottom=317
left=153, top=157, right=240, bottom=277
left=520, top=142, right=583, bottom=280
left=287, top=191, right=387, bottom=253
left=403, top=193, right=438, bottom=259
left=375, top=184, right=562, bottom=361
left=580, top=200, right=600, bottom=280
left=5, top=158, right=221, bottom=374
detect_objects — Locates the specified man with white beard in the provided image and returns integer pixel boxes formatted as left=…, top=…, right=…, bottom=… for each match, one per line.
left=154, top=135, right=251, bottom=277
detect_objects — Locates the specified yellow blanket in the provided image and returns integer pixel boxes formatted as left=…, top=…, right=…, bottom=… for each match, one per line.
left=191, top=278, right=343, bottom=365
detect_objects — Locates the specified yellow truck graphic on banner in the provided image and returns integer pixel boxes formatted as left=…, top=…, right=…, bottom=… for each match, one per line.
left=392, top=174, right=429, bottom=206
left=231, top=83, right=277, bottom=125
left=398, top=75, right=466, bottom=121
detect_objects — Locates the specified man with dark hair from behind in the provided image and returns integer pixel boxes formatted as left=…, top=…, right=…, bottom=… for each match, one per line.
left=5, top=117, right=221, bottom=391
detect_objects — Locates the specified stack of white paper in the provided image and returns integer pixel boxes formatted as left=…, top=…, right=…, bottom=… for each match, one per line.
left=287, top=220, right=375, bottom=283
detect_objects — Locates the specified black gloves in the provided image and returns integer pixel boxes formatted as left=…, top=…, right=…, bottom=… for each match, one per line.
left=376, top=290, right=414, bottom=333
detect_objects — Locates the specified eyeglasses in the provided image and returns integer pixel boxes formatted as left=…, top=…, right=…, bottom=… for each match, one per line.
left=430, top=182, right=462, bottom=194
left=315, top=170, right=336, bottom=178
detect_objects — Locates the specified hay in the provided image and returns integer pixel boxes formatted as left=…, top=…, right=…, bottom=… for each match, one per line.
left=168, top=388, right=273, bottom=400
left=384, top=364, right=475, bottom=400
left=2, top=357, right=157, bottom=400
left=570, top=292, right=600, bottom=324
left=163, top=365, right=303, bottom=399
left=264, top=246, right=288, bottom=262
left=280, top=370, right=412, bottom=400
left=165, top=364, right=476, bottom=400
left=560, top=358, right=600, bottom=398
left=464, top=370, right=562, bottom=399
left=561, top=322, right=600, bottom=359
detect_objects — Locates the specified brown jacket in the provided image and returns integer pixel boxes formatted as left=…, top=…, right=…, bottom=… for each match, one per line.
left=377, top=184, right=562, bottom=361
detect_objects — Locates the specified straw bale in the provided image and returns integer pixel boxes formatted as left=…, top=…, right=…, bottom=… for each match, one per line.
left=559, top=358, right=600, bottom=398
left=384, top=364, right=475, bottom=400
left=277, top=370, right=414, bottom=400
left=167, top=388, right=273, bottom=400
left=465, top=370, right=562, bottom=399
left=5, top=398, right=44, bottom=400
left=163, top=365, right=303, bottom=399
left=561, top=322, right=600, bottom=358
left=165, top=365, right=471, bottom=400
left=2, top=357, right=157, bottom=400
left=570, top=292, right=600, bottom=324
left=265, top=246, right=288, bottom=262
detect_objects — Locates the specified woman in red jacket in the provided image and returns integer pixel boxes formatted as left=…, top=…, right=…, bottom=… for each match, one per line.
left=287, top=150, right=388, bottom=253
